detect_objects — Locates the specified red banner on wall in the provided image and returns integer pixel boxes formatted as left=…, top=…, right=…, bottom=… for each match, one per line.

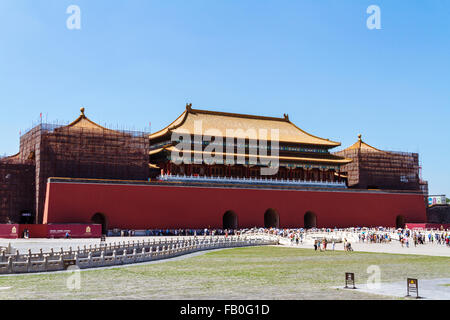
left=0, top=224, right=19, bottom=239
left=47, top=224, right=101, bottom=238
left=0, top=224, right=101, bottom=239
left=406, top=223, right=450, bottom=230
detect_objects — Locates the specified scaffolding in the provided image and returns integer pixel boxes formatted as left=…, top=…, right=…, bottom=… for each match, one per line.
left=335, top=148, right=423, bottom=191
left=14, top=122, right=150, bottom=224
left=0, top=159, right=35, bottom=224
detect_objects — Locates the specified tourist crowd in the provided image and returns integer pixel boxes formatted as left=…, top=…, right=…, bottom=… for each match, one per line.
left=107, top=226, right=450, bottom=249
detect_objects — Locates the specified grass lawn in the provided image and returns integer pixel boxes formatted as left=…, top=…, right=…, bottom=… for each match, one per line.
left=0, top=246, right=449, bottom=300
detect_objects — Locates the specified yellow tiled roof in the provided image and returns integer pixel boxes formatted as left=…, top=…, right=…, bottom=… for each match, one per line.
left=64, top=108, right=114, bottom=132
left=343, top=134, right=385, bottom=153
left=149, top=105, right=341, bottom=147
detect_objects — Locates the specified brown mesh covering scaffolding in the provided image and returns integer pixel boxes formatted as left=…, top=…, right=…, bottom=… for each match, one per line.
left=0, top=158, right=35, bottom=224
left=334, top=135, right=426, bottom=192
left=6, top=111, right=149, bottom=224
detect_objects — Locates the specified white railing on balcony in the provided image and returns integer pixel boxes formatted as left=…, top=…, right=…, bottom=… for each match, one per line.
left=158, top=174, right=347, bottom=188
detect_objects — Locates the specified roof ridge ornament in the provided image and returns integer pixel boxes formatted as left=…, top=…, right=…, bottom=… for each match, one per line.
left=186, top=103, right=192, bottom=111
left=283, top=113, right=289, bottom=121
left=80, top=107, right=86, bottom=117
left=358, top=134, right=362, bottom=142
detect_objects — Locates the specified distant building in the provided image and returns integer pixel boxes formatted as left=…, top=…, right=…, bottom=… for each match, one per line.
left=149, top=105, right=351, bottom=185
left=0, top=106, right=428, bottom=232
left=0, top=108, right=148, bottom=224
left=428, top=195, right=447, bottom=207
left=334, top=134, right=428, bottom=193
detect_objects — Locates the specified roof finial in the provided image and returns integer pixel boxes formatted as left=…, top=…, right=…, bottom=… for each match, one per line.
left=283, top=113, right=289, bottom=121
left=358, top=134, right=362, bottom=141
left=186, top=103, right=192, bottom=111
left=80, top=107, right=85, bottom=116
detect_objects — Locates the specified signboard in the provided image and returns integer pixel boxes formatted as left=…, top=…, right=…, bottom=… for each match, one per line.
left=47, top=224, right=101, bottom=238
left=0, top=224, right=20, bottom=239
left=428, top=195, right=446, bottom=206
left=344, top=272, right=356, bottom=289
left=406, top=278, right=419, bottom=298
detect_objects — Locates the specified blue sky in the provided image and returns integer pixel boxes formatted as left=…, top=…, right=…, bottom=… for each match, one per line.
left=0, top=1, right=449, bottom=196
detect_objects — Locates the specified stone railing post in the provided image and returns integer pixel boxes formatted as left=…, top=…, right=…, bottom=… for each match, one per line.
left=7, top=257, right=12, bottom=273
left=16, top=250, right=20, bottom=262
left=26, top=257, right=31, bottom=272
left=88, top=252, right=92, bottom=267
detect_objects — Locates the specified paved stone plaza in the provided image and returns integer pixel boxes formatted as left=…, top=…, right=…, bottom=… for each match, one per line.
left=344, top=278, right=450, bottom=300
left=280, top=241, right=450, bottom=257
left=1, top=236, right=449, bottom=257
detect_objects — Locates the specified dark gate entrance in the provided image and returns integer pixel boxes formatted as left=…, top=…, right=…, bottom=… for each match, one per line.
left=223, top=211, right=238, bottom=230
left=264, top=209, right=279, bottom=228
left=396, top=215, right=405, bottom=229
left=304, top=211, right=317, bottom=229
left=91, top=213, right=108, bottom=235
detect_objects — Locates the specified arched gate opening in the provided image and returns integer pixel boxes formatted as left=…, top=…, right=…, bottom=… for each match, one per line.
left=91, top=213, right=108, bottom=235
left=223, top=211, right=238, bottom=230
left=304, top=211, right=317, bottom=229
left=264, top=209, right=279, bottom=228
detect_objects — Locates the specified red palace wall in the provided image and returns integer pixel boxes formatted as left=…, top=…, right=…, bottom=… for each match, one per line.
left=43, top=181, right=427, bottom=229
